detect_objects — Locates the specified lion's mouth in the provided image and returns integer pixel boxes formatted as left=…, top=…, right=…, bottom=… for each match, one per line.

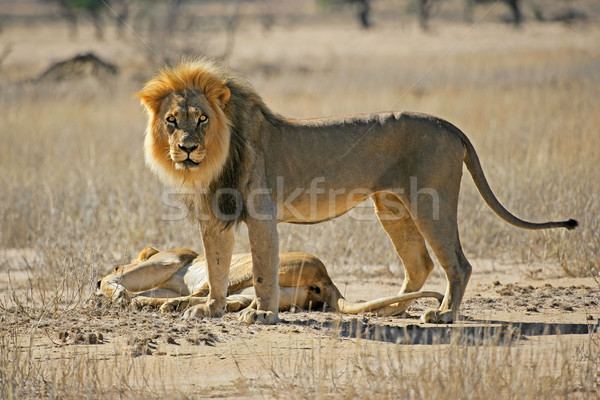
left=175, top=158, right=200, bottom=170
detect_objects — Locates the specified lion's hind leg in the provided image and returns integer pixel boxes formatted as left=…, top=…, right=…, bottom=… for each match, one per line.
left=372, top=193, right=435, bottom=316
left=410, top=193, right=472, bottom=324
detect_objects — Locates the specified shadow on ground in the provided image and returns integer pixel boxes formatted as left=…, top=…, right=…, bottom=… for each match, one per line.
left=286, top=317, right=599, bottom=345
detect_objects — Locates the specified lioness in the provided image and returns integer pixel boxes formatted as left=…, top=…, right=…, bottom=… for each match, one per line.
left=97, top=247, right=444, bottom=315
left=137, top=58, right=577, bottom=324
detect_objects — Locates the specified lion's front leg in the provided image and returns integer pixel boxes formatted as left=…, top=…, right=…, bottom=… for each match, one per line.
left=183, top=226, right=234, bottom=320
left=238, top=201, right=279, bottom=325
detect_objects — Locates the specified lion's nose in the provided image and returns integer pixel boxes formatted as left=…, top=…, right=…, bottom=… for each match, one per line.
left=179, top=144, right=198, bottom=154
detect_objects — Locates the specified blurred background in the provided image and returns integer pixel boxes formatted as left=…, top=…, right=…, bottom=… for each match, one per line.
left=0, top=0, right=598, bottom=305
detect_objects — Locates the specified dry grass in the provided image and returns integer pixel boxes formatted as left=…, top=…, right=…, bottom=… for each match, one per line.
left=266, top=335, right=599, bottom=399
left=0, top=6, right=599, bottom=398
left=1, top=321, right=598, bottom=399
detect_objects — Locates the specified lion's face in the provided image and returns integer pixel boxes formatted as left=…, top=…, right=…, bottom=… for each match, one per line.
left=141, top=80, right=231, bottom=188
left=159, top=91, right=215, bottom=171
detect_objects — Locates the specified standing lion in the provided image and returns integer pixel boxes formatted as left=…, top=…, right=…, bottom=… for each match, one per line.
left=137, top=58, right=576, bottom=324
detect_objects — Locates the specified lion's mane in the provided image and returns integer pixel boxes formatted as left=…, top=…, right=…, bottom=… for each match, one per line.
left=137, top=59, right=275, bottom=226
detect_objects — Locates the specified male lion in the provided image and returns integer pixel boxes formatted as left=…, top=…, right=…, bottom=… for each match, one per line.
left=137, top=58, right=577, bottom=324
left=97, top=247, right=443, bottom=315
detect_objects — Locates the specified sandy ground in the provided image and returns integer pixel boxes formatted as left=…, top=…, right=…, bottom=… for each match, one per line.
left=4, top=254, right=598, bottom=396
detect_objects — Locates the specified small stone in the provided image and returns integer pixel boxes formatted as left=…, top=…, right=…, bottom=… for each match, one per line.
left=166, top=336, right=178, bottom=345
left=59, top=331, right=69, bottom=343
left=87, top=333, right=98, bottom=344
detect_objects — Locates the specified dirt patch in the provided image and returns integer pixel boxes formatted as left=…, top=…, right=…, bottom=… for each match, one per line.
left=4, top=260, right=598, bottom=397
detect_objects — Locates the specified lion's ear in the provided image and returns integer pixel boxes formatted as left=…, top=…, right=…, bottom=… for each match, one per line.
left=137, top=246, right=160, bottom=261
left=135, top=91, right=162, bottom=115
left=215, top=86, right=230, bottom=109
left=136, top=85, right=165, bottom=117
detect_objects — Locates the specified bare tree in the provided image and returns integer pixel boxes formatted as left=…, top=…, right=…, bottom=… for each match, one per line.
left=418, top=0, right=439, bottom=31
left=464, top=0, right=522, bottom=27
left=504, top=0, right=522, bottom=26
left=112, top=0, right=131, bottom=38
left=49, top=0, right=106, bottom=39
left=221, top=2, right=243, bottom=60
left=356, top=0, right=372, bottom=29
left=318, top=0, right=373, bottom=29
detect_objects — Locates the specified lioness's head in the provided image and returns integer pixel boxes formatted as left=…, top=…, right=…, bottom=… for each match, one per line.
left=137, top=59, right=231, bottom=187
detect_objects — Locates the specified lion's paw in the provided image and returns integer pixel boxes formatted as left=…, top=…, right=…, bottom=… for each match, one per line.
left=182, top=304, right=224, bottom=319
left=238, top=309, right=277, bottom=325
left=130, top=297, right=146, bottom=310
left=111, top=289, right=131, bottom=307
left=420, top=309, right=454, bottom=324
left=160, top=299, right=188, bottom=313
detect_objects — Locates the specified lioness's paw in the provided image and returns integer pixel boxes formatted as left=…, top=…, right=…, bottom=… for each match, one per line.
left=130, top=297, right=145, bottom=310
left=160, top=299, right=188, bottom=313
left=182, top=304, right=224, bottom=319
left=111, top=289, right=131, bottom=307
left=226, top=300, right=246, bottom=312
left=420, top=309, right=454, bottom=324
left=238, top=309, right=277, bottom=325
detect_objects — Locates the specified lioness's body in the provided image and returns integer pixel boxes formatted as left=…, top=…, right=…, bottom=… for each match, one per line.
left=98, top=247, right=443, bottom=315
left=137, top=59, right=576, bottom=325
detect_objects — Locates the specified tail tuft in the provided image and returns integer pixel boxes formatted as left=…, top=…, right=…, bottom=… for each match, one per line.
left=564, top=219, right=578, bottom=230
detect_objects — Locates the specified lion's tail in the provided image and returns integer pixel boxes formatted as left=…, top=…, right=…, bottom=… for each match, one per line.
left=447, top=121, right=578, bottom=231
left=335, top=291, right=443, bottom=314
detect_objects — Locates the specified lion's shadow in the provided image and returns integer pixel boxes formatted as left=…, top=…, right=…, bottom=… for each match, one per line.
left=282, top=316, right=598, bottom=345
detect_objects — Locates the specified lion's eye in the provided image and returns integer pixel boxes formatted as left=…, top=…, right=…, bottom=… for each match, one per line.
left=166, top=115, right=177, bottom=124
left=199, top=115, right=207, bottom=123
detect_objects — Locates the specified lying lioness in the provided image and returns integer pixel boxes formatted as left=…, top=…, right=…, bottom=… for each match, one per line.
left=98, top=247, right=444, bottom=318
